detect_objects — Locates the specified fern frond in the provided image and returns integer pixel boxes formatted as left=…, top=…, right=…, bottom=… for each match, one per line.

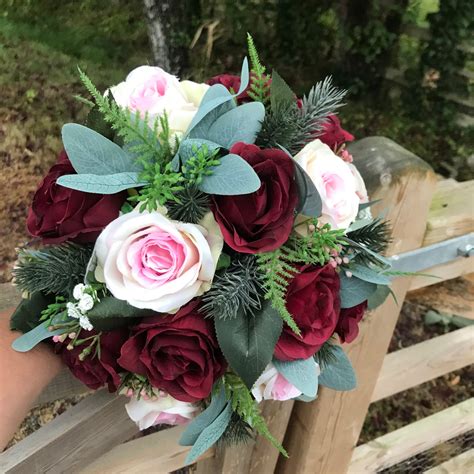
left=246, top=33, right=271, bottom=104
left=223, top=373, right=288, bottom=457
left=257, top=248, right=301, bottom=335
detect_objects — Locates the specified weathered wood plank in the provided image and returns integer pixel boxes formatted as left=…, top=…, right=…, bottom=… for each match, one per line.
left=372, top=326, right=474, bottom=402
left=408, top=257, right=474, bottom=291
left=81, top=425, right=213, bottom=474
left=423, top=179, right=474, bottom=247
left=0, top=391, right=138, bottom=474
left=348, top=399, right=474, bottom=473
left=196, top=400, right=294, bottom=474
left=277, top=137, right=437, bottom=474
left=424, top=448, right=474, bottom=474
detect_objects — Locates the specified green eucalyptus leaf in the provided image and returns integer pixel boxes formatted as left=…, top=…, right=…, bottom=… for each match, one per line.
left=12, top=321, right=62, bottom=352
left=367, top=284, right=392, bottom=310
left=180, top=386, right=227, bottom=446
left=318, top=346, right=356, bottom=391
left=198, top=153, right=261, bottom=196
left=294, top=161, right=322, bottom=217
left=270, top=70, right=296, bottom=111
left=186, top=58, right=249, bottom=137
left=62, top=123, right=141, bottom=175
left=339, top=273, right=378, bottom=308
left=207, top=102, right=265, bottom=149
left=349, top=263, right=391, bottom=285
left=185, top=402, right=233, bottom=464
left=57, top=172, right=147, bottom=194
left=273, top=357, right=319, bottom=398
left=215, top=300, right=283, bottom=388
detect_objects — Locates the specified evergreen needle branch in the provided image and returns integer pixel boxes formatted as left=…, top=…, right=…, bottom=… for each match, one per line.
left=223, top=373, right=288, bottom=457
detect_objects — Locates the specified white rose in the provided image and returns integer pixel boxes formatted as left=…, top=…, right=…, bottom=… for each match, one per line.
left=251, top=362, right=303, bottom=403
left=94, top=210, right=223, bottom=313
left=109, top=66, right=209, bottom=137
left=125, top=394, right=197, bottom=430
left=294, top=139, right=361, bottom=229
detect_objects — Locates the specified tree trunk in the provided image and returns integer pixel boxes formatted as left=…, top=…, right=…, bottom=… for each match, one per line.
left=142, top=0, right=201, bottom=75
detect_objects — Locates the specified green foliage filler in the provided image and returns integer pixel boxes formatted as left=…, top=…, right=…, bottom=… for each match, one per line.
left=246, top=33, right=271, bottom=104
left=347, top=218, right=391, bottom=254
left=202, top=255, right=263, bottom=320
left=223, top=373, right=288, bottom=457
left=166, top=185, right=210, bottom=224
left=218, top=411, right=254, bottom=447
left=13, top=244, right=93, bottom=297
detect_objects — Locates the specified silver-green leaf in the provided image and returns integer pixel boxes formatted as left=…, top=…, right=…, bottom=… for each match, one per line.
left=57, top=172, right=147, bottom=194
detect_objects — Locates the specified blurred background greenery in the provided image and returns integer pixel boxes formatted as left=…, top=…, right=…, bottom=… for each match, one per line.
left=0, top=0, right=472, bottom=179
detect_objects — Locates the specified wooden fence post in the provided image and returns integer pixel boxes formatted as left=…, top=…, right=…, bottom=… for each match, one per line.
left=276, top=136, right=437, bottom=474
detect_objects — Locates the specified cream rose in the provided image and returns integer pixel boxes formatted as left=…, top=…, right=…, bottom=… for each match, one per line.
left=294, top=139, right=361, bottom=229
left=94, top=210, right=223, bottom=313
left=110, top=65, right=209, bottom=137
left=125, top=393, right=197, bottom=430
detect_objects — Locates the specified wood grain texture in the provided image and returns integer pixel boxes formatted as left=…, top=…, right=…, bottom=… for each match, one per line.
left=423, top=178, right=474, bottom=246
left=424, top=448, right=474, bottom=474
left=0, top=391, right=138, bottom=474
left=371, top=326, right=474, bottom=402
left=0, top=284, right=20, bottom=312
left=349, top=399, right=474, bottom=473
left=81, top=425, right=213, bottom=474
left=35, top=369, right=90, bottom=405
left=196, top=400, right=295, bottom=474
left=408, top=257, right=474, bottom=291
left=277, top=136, right=437, bottom=474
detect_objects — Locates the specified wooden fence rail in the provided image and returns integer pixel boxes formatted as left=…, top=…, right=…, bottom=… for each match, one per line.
left=0, top=136, right=472, bottom=473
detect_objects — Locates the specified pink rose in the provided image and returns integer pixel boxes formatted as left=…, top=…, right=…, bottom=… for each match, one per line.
left=125, top=393, right=197, bottom=430
left=110, top=66, right=209, bottom=137
left=294, top=139, right=361, bottom=229
left=251, top=363, right=303, bottom=402
left=94, top=210, right=223, bottom=313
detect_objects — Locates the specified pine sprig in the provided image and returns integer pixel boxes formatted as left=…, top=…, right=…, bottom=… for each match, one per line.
left=347, top=218, right=391, bottom=254
left=78, top=68, right=169, bottom=165
left=13, top=244, right=93, bottom=297
left=218, top=411, right=254, bottom=447
left=166, top=185, right=210, bottom=224
left=201, top=255, right=263, bottom=320
left=257, top=248, right=301, bottom=335
left=246, top=34, right=271, bottom=104
left=223, top=373, right=288, bottom=457
left=315, top=340, right=338, bottom=369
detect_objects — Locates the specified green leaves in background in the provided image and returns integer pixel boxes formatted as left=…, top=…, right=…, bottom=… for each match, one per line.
left=57, top=172, right=147, bottom=194
left=349, top=263, right=391, bottom=285
left=215, top=300, right=283, bottom=388
left=273, top=357, right=319, bottom=398
left=318, top=346, right=356, bottom=391
left=88, top=296, right=151, bottom=331
left=197, top=153, right=261, bottom=196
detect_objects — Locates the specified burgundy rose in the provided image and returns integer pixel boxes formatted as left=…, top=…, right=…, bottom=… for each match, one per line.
left=56, top=328, right=128, bottom=392
left=27, top=150, right=126, bottom=244
left=318, top=115, right=354, bottom=150
left=212, top=142, right=298, bottom=254
left=118, top=301, right=226, bottom=403
left=274, top=264, right=340, bottom=361
left=336, top=301, right=367, bottom=344
left=207, top=74, right=249, bottom=103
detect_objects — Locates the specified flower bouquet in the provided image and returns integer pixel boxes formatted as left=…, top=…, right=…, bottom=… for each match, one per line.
left=11, top=36, right=394, bottom=462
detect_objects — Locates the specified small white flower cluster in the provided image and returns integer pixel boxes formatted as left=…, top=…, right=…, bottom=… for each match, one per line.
left=66, top=284, right=96, bottom=331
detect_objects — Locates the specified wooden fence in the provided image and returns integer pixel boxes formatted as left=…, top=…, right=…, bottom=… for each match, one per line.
left=0, top=136, right=472, bottom=473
